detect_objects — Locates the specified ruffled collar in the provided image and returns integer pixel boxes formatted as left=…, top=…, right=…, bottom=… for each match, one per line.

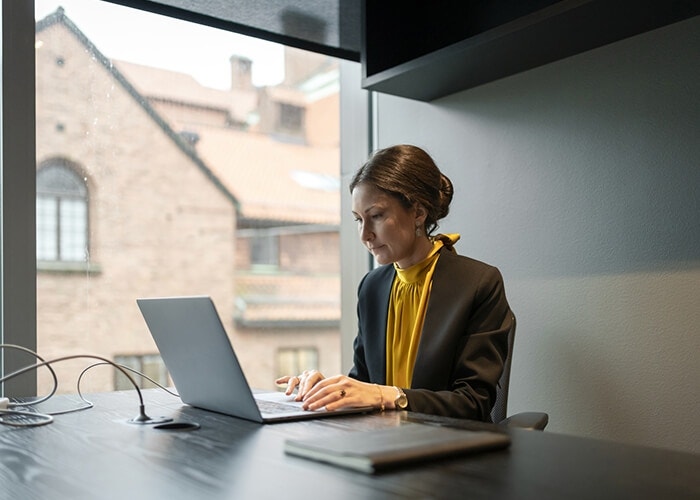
left=394, top=233, right=460, bottom=284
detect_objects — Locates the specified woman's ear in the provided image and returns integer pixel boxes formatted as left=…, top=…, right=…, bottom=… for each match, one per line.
left=414, top=203, right=428, bottom=225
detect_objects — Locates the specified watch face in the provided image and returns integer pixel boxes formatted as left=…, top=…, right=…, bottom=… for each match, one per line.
left=395, top=389, right=408, bottom=409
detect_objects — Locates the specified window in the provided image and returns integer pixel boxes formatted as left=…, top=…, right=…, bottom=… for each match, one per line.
left=36, top=161, right=89, bottom=262
left=276, top=347, right=318, bottom=380
left=25, top=0, right=348, bottom=398
left=114, top=354, right=169, bottom=390
left=250, top=232, right=280, bottom=268
left=278, top=102, right=304, bottom=132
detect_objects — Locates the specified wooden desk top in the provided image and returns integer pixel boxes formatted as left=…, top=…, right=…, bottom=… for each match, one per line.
left=1, top=389, right=698, bottom=499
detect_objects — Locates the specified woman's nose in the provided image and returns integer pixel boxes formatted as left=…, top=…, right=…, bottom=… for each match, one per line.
left=359, top=223, right=373, bottom=242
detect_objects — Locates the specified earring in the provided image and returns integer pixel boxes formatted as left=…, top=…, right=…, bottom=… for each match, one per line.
left=415, top=223, right=422, bottom=237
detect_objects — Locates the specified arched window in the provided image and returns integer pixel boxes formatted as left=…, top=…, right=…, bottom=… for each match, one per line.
left=36, top=161, right=89, bottom=262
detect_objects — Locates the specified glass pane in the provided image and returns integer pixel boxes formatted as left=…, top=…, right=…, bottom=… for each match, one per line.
left=34, top=0, right=341, bottom=396
left=36, top=196, right=58, bottom=260
left=140, top=354, right=168, bottom=389
left=276, top=347, right=318, bottom=380
left=59, top=198, right=87, bottom=261
left=277, top=349, right=297, bottom=380
left=298, top=348, right=319, bottom=371
left=114, top=356, right=140, bottom=391
left=37, top=163, right=87, bottom=196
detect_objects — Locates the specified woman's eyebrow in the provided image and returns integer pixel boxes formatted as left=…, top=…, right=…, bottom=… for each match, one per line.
left=352, top=204, right=378, bottom=216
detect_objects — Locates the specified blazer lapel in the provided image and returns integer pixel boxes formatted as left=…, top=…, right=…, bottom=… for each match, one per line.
left=365, top=264, right=394, bottom=385
left=411, top=249, right=459, bottom=388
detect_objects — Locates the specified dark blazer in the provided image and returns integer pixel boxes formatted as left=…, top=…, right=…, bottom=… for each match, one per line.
left=348, top=247, right=512, bottom=421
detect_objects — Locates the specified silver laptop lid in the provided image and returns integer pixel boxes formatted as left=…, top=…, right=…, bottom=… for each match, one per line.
left=137, top=296, right=264, bottom=422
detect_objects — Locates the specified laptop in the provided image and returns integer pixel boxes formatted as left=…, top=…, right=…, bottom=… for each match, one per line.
left=136, top=295, right=372, bottom=423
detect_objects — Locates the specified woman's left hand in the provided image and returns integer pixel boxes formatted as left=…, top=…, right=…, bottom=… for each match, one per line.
left=300, top=375, right=385, bottom=412
left=275, top=369, right=325, bottom=401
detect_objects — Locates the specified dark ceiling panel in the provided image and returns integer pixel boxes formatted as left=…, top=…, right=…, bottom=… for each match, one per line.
left=102, top=0, right=361, bottom=61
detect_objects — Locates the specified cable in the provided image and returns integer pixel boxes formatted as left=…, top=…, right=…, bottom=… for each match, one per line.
left=0, top=351, right=172, bottom=426
left=0, top=348, right=178, bottom=418
left=0, top=408, right=53, bottom=427
left=0, top=344, right=59, bottom=407
left=39, top=361, right=180, bottom=416
left=0, top=344, right=60, bottom=426
left=77, top=361, right=179, bottom=400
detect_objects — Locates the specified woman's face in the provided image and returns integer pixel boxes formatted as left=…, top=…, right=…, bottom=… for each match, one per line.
left=351, top=182, right=427, bottom=268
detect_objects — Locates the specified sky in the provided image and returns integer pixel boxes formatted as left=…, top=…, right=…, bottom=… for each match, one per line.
left=34, top=0, right=285, bottom=89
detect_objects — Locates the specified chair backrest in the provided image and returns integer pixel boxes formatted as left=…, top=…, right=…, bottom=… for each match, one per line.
left=490, top=313, right=516, bottom=424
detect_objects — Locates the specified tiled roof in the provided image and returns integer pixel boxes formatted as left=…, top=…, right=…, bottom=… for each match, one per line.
left=194, top=125, right=340, bottom=225
left=112, top=55, right=339, bottom=226
left=114, top=61, right=258, bottom=124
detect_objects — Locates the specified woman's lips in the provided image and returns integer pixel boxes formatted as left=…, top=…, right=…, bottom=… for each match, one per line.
left=368, top=244, right=386, bottom=255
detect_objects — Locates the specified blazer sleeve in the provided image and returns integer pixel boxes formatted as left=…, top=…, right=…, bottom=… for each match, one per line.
left=404, top=252, right=512, bottom=422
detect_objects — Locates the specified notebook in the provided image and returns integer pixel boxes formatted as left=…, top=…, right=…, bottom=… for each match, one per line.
left=284, top=420, right=511, bottom=473
left=136, top=295, right=372, bottom=423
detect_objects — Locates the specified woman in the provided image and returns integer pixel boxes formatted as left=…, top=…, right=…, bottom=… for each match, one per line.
left=276, top=144, right=513, bottom=421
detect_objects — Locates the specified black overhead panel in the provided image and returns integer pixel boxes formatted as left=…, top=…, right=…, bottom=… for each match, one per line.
left=102, top=0, right=361, bottom=61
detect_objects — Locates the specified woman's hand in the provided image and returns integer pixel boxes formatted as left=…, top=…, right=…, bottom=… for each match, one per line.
left=298, top=375, right=390, bottom=412
left=275, top=370, right=325, bottom=401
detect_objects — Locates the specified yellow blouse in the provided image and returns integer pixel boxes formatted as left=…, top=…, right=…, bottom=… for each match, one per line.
left=385, top=234, right=460, bottom=387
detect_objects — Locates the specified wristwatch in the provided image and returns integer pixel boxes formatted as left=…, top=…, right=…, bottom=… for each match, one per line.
left=393, top=387, right=408, bottom=410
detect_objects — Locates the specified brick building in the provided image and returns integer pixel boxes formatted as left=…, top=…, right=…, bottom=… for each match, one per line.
left=34, top=9, right=341, bottom=395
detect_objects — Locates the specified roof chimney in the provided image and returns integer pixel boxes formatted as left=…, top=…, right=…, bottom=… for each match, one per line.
left=230, top=55, right=253, bottom=91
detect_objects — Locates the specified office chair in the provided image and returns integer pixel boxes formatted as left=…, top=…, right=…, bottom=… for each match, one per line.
left=491, top=314, right=549, bottom=430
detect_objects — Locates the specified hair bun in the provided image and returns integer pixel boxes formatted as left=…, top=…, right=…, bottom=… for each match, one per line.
left=438, top=174, right=454, bottom=219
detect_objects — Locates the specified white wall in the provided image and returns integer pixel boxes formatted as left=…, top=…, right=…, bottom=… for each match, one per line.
left=371, top=16, right=700, bottom=454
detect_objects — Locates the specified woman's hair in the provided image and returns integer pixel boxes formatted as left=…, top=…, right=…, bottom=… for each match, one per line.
left=350, top=144, right=454, bottom=235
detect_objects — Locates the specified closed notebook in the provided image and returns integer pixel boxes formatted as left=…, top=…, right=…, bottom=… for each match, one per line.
left=284, top=421, right=511, bottom=473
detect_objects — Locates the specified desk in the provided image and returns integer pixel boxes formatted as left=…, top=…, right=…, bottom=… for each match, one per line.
left=1, top=389, right=698, bottom=500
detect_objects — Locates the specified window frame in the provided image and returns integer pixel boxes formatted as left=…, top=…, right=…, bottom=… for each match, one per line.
left=1, top=1, right=38, bottom=396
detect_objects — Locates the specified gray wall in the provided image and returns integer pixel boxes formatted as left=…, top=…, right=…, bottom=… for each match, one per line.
left=370, top=16, right=700, bottom=453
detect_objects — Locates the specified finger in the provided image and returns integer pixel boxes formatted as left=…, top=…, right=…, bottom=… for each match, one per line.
left=303, top=381, right=348, bottom=411
left=297, top=374, right=319, bottom=400
left=298, top=371, right=328, bottom=400
left=274, top=375, right=293, bottom=395
left=300, top=375, right=328, bottom=401
left=304, top=387, right=347, bottom=411
left=279, top=375, right=300, bottom=396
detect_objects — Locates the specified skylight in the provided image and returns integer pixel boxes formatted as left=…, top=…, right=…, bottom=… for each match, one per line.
left=290, top=170, right=340, bottom=192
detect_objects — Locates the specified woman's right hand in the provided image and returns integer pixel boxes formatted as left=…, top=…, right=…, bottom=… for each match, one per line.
left=275, top=369, right=325, bottom=401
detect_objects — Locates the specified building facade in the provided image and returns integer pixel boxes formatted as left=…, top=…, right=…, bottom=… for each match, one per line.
left=35, top=9, right=341, bottom=394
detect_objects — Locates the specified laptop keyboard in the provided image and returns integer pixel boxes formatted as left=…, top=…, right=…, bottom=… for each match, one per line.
left=256, top=398, right=302, bottom=414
